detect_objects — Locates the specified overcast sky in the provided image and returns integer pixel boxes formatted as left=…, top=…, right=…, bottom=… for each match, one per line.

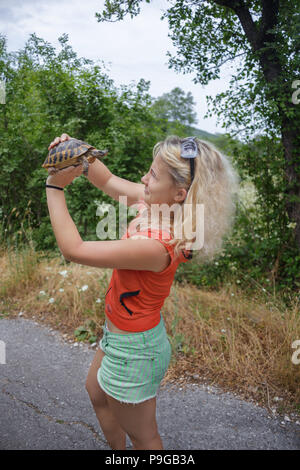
left=0, top=0, right=234, bottom=134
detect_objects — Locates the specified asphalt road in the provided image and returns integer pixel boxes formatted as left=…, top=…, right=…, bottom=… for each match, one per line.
left=0, top=318, right=299, bottom=450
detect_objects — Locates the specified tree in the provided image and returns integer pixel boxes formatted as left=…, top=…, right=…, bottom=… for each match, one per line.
left=96, top=0, right=300, bottom=251
left=152, top=87, right=197, bottom=126
left=0, top=34, right=165, bottom=250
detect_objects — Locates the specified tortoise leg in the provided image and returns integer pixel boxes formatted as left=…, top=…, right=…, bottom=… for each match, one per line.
left=82, top=157, right=89, bottom=176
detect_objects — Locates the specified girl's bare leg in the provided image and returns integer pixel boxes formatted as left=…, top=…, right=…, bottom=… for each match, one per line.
left=85, top=348, right=126, bottom=450
left=105, top=394, right=163, bottom=450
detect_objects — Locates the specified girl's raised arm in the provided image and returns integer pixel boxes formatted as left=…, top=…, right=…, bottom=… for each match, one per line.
left=90, top=160, right=145, bottom=206
left=48, top=133, right=145, bottom=206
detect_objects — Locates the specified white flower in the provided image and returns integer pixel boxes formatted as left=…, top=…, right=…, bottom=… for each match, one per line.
left=96, top=298, right=102, bottom=303
left=236, top=280, right=241, bottom=284
left=49, top=298, right=55, bottom=304
left=262, top=288, right=266, bottom=292
left=231, top=293, right=235, bottom=296
left=39, top=290, right=46, bottom=295
left=59, top=270, right=68, bottom=277
left=215, top=262, right=219, bottom=266
left=59, top=288, right=64, bottom=292
left=221, top=329, right=226, bottom=333
left=79, top=285, right=88, bottom=292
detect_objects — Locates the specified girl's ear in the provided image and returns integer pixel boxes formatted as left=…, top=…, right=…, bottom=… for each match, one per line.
left=174, top=188, right=187, bottom=203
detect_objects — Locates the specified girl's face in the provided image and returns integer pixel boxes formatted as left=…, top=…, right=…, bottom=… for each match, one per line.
left=141, top=154, right=186, bottom=207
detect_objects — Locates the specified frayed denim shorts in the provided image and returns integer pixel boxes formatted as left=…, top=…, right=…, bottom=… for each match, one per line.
left=97, top=314, right=172, bottom=404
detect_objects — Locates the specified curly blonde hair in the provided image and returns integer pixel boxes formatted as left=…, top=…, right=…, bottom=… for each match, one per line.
left=131, top=135, right=240, bottom=264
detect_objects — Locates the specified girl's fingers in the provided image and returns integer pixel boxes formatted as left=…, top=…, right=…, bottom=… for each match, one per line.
left=48, top=136, right=60, bottom=150
left=48, top=134, right=71, bottom=150
left=71, top=165, right=83, bottom=176
left=60, top=165, right=83, bottom=175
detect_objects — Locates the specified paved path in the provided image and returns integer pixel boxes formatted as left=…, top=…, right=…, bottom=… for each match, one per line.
left=0, top=318, right=299, bottom=450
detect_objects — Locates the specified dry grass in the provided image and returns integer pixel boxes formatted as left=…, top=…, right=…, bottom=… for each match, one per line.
left=162, top=282, right=300, bottom=416
left=1, top=245, right=299, bottom=418
left=0, top=244, right=111, bottom=336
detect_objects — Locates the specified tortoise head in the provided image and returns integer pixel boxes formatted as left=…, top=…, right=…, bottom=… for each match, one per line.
left=90, top=149, right=109, bottom=157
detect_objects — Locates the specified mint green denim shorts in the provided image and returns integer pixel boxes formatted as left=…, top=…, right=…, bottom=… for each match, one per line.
left=97, top=314, right=172, bottom=404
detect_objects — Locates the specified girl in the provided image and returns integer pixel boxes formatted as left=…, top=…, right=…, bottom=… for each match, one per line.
left=46, top=133, right=239, bottom=450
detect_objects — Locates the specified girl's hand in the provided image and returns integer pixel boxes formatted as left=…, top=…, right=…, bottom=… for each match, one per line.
left=48, top=133, right=71, bottom=150
left=46, top=165, right=83, bottom=188
left=47, top=133, right=82, bottom=188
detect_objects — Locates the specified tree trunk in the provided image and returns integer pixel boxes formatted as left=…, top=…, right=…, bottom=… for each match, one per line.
left=222, top=0, right=300, bottom=250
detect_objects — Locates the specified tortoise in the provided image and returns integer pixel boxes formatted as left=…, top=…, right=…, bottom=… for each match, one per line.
left=42, top=138, right=108, bottom=176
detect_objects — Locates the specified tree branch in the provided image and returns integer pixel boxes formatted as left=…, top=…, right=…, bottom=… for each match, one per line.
left=95, top=0, right=141, bottom=23
left=213, top=0, right=261, bottom=51
left=214, top=0, right=282, bottom=82
left=206, top=51, right=247, bottom=72
left=212, top=0, right=244, bottom=8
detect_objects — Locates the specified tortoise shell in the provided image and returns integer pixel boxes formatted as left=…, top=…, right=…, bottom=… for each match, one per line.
left=42, top=138, right=108, bottom=174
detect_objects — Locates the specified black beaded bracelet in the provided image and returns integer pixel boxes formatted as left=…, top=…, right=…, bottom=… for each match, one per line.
left=45, top=184, right=64, bottom=191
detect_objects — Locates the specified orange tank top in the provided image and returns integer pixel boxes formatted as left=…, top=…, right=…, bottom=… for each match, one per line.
left=104, top=199, right=192, bottom=332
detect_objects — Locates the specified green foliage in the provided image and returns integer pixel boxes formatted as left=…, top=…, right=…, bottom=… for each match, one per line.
left=175, top=133, right=300, bottom=299
left=74, top=320, right=97, bottom=343
left=0, top=26, right=299, bottom=297
left=95, top=0, right=300, bottom=295
left=0, top=32, right=224, bottom=253
left=0, top=34, right=163, bottom=249
left=151, top=87, right=197, bottom=127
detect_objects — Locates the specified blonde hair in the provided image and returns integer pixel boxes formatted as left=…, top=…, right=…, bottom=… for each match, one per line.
left=130, top=135, right=240, bottom=264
